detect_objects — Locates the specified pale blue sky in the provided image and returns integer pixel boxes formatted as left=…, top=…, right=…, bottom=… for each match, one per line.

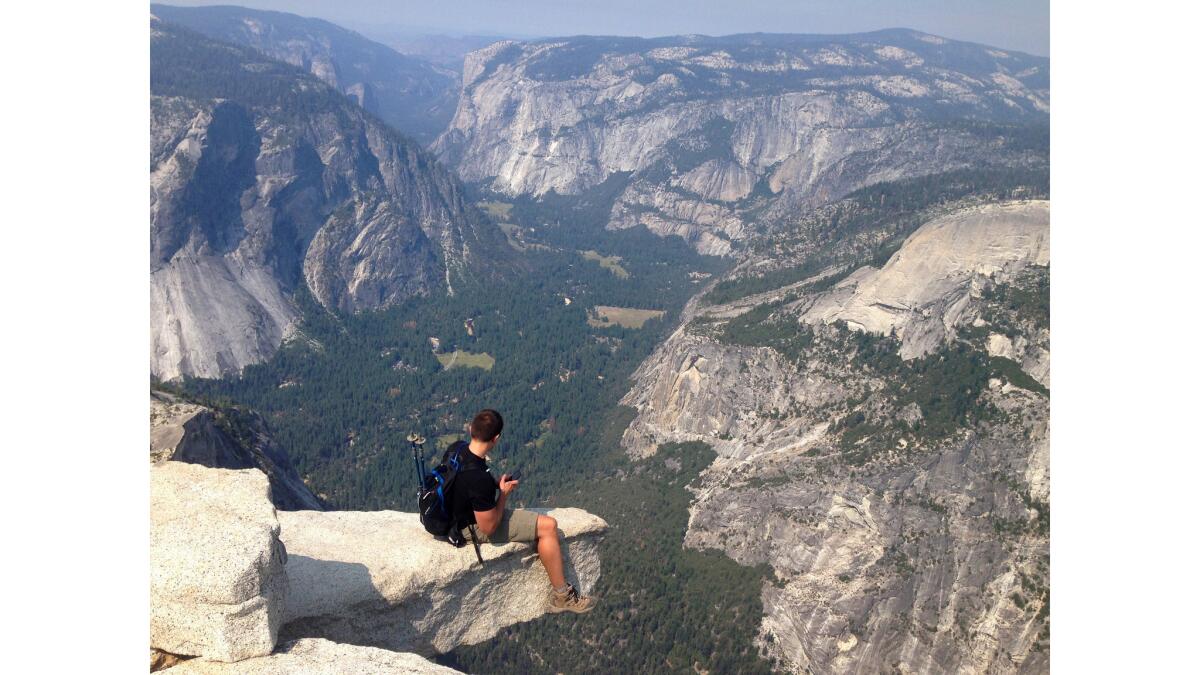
left=159, top=1, right=1049, bottom=56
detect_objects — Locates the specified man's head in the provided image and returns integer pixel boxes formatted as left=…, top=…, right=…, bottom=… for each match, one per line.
left=469, top=408, right=504, bottom=447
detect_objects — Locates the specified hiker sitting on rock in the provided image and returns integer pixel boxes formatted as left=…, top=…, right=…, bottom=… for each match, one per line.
left=450, top=408, right=595, bottom=614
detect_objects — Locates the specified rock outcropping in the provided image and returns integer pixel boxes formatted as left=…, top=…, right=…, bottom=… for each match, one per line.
left=150, top=18, right=509, bottom=380
left=151, top=462, right=287, bottom=662
left=278, top=507, right=606, bottom=653
left=435, top=31, right=1048, bottom=255
left=803, top=200, right=1050, bottom=359
left=150, top=390, right=323, bottom=510
left=150, top=460, right=607, bottom=671
left=618, top=201, right=1050, bottom=672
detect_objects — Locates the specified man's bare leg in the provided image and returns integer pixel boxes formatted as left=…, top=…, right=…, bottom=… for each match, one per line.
left=539, top=513, right=596, bottom=613
left=535, top=514, right=566, bottom=588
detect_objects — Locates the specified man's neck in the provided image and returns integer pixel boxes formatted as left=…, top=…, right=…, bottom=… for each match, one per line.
left=467, top=439, right=490, bottom=459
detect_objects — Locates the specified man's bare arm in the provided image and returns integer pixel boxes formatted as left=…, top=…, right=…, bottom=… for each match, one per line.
left=474, top=474, right=518, bottom=536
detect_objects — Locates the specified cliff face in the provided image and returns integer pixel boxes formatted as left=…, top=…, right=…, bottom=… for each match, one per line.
left=434, top=31, right=1048, bottom=255
left=150, top=4, right=459, bottom=144
left=803, top=202, right=1050, bottom=361
left=619, top=201, right=1050, bottom=673
left=150, top=19, right=509, bottom=380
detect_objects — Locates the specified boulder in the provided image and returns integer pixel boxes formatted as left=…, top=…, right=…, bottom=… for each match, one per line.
left=150, top=462, right=288, bottom=661
left=278, top=508, right=607, bottom=653
left=166, top=638, right=459, bottom=674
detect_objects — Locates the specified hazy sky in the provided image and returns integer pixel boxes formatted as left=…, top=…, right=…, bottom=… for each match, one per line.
left=160, top=1, right=1049, bottom=56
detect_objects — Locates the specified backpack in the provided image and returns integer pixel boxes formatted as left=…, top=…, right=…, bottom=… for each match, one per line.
left=416, top=440, right=485, bottom=564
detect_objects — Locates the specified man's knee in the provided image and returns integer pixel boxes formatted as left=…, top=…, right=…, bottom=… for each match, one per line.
left=537, top=514, right=558, bottom=537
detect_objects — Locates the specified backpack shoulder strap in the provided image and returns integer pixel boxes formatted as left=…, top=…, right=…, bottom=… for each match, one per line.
left=448, top=440, right=485, bottom=474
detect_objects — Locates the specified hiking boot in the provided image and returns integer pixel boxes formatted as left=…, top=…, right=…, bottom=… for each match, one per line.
left=549, top=584, right=595, bottom=614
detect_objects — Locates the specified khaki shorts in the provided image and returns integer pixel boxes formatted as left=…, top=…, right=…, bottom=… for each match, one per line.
left=465, top=508, right=539, bottom=544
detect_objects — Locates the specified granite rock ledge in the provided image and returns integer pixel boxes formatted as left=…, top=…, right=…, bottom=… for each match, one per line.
left=150, top=461, right=607, bottom=671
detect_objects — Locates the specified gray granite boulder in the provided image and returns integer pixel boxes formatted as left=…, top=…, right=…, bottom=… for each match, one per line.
left=150, top=462, right=288, bottom=661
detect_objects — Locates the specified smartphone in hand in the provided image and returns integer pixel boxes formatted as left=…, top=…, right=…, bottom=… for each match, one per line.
left=508, top=469, right=522, bottom=482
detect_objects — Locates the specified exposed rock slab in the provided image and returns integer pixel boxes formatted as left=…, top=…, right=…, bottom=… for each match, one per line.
left=167, top=638, right=459, bottom=674
left=277, top=508, right=607, bottom=654
left=674, top=159, right=756, bottom=202
left=150, top=462, right=288, bottom=662
left=619, top=332, right=820, bottom=459
left=804, top=200, right=1050, bottom=358
left=150, top=252, right=299, bottom=381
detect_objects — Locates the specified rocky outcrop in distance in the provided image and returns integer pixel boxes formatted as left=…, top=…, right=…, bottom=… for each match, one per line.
left=803, top=200, right=1050, bottom=360
left=435, top=31, right=1049, bottom=255
left=150, top=390, right=323, bottom=510
left=149, top=461, right=607, bottom=671
left=150, top=18, right=510, bottom=381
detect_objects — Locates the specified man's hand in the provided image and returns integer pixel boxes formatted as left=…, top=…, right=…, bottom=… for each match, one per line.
left=476, top=475, right=515, bottom=537
left=499, top=474, right=520, bottom=495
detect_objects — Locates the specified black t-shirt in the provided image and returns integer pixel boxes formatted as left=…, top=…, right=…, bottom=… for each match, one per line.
left=447, top=442, right=499, bottom=525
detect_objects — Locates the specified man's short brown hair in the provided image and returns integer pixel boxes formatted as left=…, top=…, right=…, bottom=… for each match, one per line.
left=470, top=409, right=504, bottom=442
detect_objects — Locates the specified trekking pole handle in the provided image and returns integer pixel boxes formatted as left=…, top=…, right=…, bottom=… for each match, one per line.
left=409, top=433, right=427, bottom=491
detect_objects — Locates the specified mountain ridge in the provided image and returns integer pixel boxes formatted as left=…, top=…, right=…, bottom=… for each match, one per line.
left=150, top=17, right=511, bottom=380
left=434, top=29, right=1047, bottom=255
left=150, top=3, right=459, bottom=143
left=513, top=28, right=1045, bottom=59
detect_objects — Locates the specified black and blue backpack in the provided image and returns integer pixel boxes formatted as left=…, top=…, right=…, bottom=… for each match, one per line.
left=415, top=439, right=485, bottom=564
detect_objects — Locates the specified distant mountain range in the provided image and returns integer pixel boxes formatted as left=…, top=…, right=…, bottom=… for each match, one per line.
left=353, top=28, right=515, bottom=71
left=434, top=30, right=1048, bottom=255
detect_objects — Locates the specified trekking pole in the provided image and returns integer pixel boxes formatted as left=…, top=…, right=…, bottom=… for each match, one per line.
left=416, top=435, right=426, bottom=480
left=407, top=432, right=427, bottom=494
